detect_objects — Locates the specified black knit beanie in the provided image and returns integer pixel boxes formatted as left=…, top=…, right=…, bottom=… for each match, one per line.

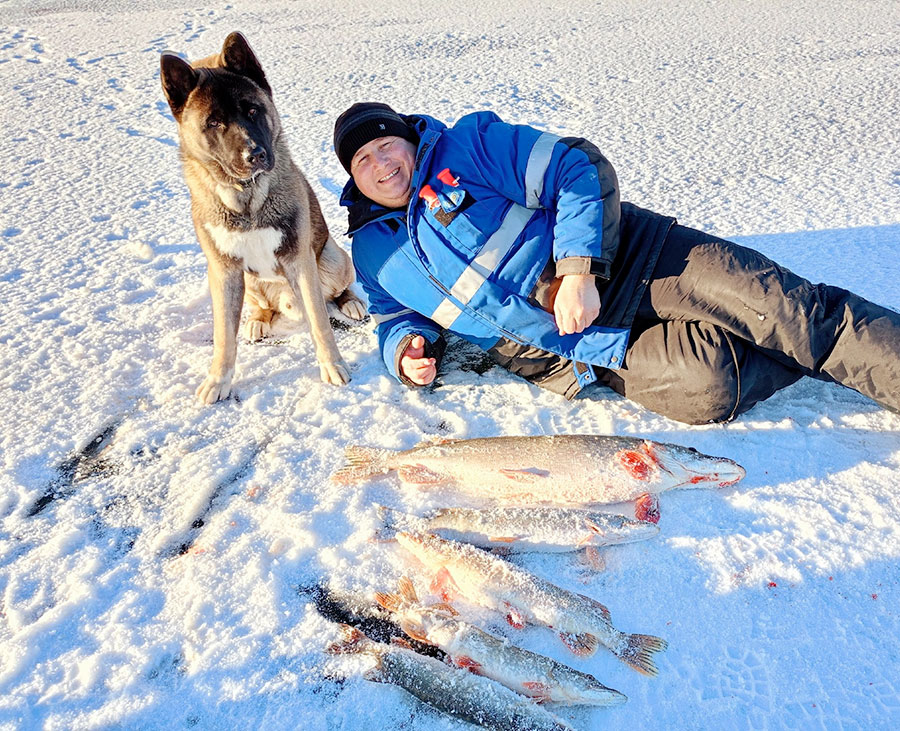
left=333, top=102, right=417, bottom=174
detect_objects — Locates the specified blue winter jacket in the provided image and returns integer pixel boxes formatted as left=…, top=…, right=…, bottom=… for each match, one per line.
left=341, top=112, right=672, bottom=398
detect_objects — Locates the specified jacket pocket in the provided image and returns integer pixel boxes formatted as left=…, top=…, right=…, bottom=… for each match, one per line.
left=422, top=203, right=486, bottom=258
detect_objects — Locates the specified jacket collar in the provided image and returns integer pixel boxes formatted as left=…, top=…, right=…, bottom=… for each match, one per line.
left=341, top=114, right=446, bottom=235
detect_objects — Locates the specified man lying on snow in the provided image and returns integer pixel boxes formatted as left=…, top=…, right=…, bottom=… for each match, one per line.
left=332, top=102, right=900, bottom=425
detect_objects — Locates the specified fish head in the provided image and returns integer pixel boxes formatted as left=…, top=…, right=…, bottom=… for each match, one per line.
left=649, top=441, right=746, bottom=488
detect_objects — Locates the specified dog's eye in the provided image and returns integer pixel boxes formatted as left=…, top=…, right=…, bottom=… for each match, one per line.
left=206, top=118, right=222, bottom=129
left=247, top=106, right=259, bottom=118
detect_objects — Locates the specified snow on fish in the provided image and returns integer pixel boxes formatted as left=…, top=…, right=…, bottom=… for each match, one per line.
left=377, top=504, right=660, bottom=552
left=327, top=624, right=574, bottom=730
left=396, top=531, right=668, bottom=676
left=376, top=577, right=627, bottom=707
left=332, top=435, right=745, bottom=509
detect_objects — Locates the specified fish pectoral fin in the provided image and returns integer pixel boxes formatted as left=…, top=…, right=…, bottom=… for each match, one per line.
left=521, top=681, right=552, bottom=702
left=581, top=546, right=606, bottom=572
left=399, top=619, right=430, bottom=644
left=397, top=464, right=446, bottom=485
left=504, top=602, right=527, bottom=629
left=559, top=631, right=599, bottom=657
left=429, top=601, right=459, bottom=616
left=498, top=467, right=549, bottom=482
left=635, top=492, right=661, bottom=524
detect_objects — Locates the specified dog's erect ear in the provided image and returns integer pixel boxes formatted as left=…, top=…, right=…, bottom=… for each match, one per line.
left=160, top=53, right=199, bottom=119
left=220, top=32, right=272, bottom=97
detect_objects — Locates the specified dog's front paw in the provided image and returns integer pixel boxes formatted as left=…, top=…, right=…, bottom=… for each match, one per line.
left=244, top=318, right=271, bottom=341
left=338, top=297, right=367, bottom=322
left=196, top=371, right=234, bottom=403
left=319, top=360, right=351, bottom=386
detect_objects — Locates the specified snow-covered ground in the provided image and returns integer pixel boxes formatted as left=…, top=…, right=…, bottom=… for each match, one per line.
left=1, top=1, right=899, bottom=728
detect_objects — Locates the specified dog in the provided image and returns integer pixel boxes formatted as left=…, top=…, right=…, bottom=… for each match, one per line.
left=160, top=32, right=364, bottom=403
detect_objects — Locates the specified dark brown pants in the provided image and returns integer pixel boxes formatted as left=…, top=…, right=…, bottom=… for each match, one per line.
left=588, top=224, right=900, bottom=424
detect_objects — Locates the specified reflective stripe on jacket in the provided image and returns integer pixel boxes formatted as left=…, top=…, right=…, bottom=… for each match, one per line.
left=342, top=112, right=674, bottom=397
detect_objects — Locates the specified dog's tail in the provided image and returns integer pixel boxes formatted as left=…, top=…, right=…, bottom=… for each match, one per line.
left=331, top=446, right=394, bottom=484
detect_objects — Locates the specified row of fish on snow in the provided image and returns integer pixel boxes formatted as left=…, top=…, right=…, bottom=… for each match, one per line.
left=319, top=434, right=746, bottom=730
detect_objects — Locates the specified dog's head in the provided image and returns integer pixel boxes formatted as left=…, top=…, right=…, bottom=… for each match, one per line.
left=160, top=32, right=279, bottom=183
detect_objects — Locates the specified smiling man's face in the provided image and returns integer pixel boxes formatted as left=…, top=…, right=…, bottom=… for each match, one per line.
left=350, top=135, right=417, bottom=209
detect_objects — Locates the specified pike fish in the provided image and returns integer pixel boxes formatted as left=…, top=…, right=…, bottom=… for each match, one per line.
left=396, top=531, right=668, bottom=676
left=378, top=504, right=659, bottom=553
left=328, top=624, right=574, bottom=730
left=376, top=577, right=627, bottom=707
left=333, top=435, right=745, bottom=507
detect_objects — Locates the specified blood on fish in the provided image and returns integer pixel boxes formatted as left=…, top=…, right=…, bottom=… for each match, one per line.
left=430, top=567, right=458, bottom=602
left=505, top=602, right=526, bottom=629
left=635, top=492, right=660, bottom=524
left=453, top=655, right=484, bottom=674
left=619, top=450, right=650, bottom=480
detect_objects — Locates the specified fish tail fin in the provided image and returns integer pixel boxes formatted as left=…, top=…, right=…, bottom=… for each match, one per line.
left=617, top=633, right=669, bottom=676
left=331, top=447, right=392, bottom=484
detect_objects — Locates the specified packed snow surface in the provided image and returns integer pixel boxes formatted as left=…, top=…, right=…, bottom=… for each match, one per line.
left=1, top=1, right=899, bottom=728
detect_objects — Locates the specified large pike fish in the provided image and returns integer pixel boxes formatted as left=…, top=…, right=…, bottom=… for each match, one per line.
left=376, top=577, right=627, bottom=707
left=396, top=531, right=668, bottom=676
left=333, top=435, right=745, bottom=507
left=378, top=504, right=659, bottom=552
left=328, top=624, right=574, bottom=730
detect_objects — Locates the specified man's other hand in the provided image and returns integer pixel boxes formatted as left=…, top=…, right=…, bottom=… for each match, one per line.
left=554, top=274, right=600, bottom=335
left=400, top=334, right=437, bottom=385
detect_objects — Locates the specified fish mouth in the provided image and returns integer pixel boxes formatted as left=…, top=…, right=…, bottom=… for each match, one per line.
left=669, top=460, right=746, bottom=488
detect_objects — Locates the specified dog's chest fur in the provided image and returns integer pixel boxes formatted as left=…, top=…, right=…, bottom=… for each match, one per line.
left=204, top=223, right=283, bottom=280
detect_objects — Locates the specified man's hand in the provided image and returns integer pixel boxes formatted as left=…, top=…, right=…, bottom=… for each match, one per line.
left=400, top=334, right=437, bottom=385
left=553, top=273, right=600, bottom=335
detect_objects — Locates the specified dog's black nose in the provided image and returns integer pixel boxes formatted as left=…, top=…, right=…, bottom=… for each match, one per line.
left=246, top=146, right=267, bottom=166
